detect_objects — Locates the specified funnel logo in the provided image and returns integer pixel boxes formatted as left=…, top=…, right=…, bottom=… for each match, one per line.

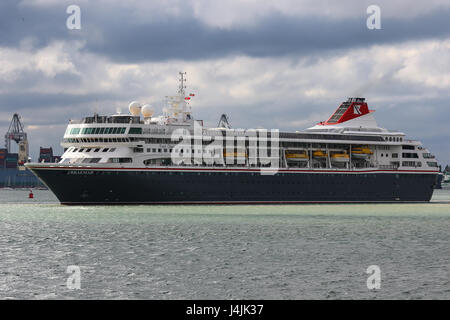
left=353, top=105, right=362, bottom=115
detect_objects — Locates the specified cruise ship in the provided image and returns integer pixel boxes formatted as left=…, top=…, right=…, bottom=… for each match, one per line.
left=26, top=73, right=440, bottom=204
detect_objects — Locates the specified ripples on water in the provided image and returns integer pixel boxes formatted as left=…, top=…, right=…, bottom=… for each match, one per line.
left=0, top=189, right=449, bottom=299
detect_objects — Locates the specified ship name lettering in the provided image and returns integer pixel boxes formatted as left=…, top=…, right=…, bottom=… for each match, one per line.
left=68, top=170, right=94, bottom=175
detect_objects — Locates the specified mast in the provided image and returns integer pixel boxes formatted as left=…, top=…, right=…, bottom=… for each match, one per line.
left=178, top=71, right=186, bottom=95
left=162, top=72, right=193, bottom=123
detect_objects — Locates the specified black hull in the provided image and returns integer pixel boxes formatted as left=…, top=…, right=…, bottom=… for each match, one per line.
left=28, top=167, right=437, bottom=205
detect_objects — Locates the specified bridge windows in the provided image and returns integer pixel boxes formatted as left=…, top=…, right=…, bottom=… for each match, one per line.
left=79, top=127, right=127, bottom=134
left=402, top=153, right=418, bottom=158
left=129, top=127, right=142, bottom=134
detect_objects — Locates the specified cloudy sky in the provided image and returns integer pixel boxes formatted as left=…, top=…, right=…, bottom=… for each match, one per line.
left=1, top=0, right=450, bottom=164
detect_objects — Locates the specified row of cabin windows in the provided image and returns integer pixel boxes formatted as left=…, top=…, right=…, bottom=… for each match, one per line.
left=61, top=158, right=436, bottom=168
left=381, top=153, right=419, bottom=159
left=70, top=147, right=116, bottom=153
left=67, top=133, right=406, bottom=149
left=393, top=160, right=437, bottom=168
left=61, top=157, right=130, bottom=164
left=108, top=158, right=133, bottom=163
left=64, top=138, right=136, bottom=143
left=127, top=171, right=400, bottom=178
left=402, top=161, right=422, bottom=167
left=382, top=152, right=431, bottom=160
left=146, top=148, right=172, bottom=153
left=136, top=148, right=234, bottom=155
left=61, top=158, right=100, bottom=164
left=141, top=138, right=388, bottom=149
left=385, top=137, right=403, bottom=142
left=134, top=148, right=199, bottom=154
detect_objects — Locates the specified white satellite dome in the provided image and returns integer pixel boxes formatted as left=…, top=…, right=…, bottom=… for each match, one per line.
left=128, top=101, right=142, bottom=116
left=141, top=104, right=154, bottom=118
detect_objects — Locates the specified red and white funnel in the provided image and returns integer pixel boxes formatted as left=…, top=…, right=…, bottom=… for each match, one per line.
left=318, top=98, right=375, bottom=126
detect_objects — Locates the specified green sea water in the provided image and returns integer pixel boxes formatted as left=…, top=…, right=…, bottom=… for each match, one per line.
left=0, top=188, right=449, bottom=299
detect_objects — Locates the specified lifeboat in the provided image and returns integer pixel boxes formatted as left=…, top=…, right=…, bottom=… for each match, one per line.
left=351, top=146, right=373, bottom=159
left=223, top=151, right=247, bottom=158
left=330, top=152, right=350, bottom=163
left=285, top=151, right=309, bottom=161
left=313, top=150, right=327, bottom=159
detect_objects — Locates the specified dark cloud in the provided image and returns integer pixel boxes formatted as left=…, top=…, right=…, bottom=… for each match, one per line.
left=1, top=1, right=450, bottom=62
left=0, top=1, right=73, bottom=48
left=60, top=8, right=450, bottom=62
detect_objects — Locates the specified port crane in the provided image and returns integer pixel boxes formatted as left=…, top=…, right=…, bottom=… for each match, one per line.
left=4, top=114, right=29, bottom=164
left=218, top=114, right=232, bottom=129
